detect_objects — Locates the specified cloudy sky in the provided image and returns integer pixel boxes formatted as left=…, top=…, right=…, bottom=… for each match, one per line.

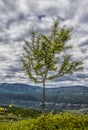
left=0, top=0, right=88, bottom=87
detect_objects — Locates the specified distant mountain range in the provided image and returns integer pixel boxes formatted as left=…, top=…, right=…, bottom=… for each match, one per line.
left=0, top=83, right=88, bottom=111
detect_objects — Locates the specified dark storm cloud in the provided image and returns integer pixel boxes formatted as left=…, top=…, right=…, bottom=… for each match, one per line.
left=37, top=15, right=45, bottom=20
left=53, top=75, right=78, bottom=81
left=80, top=39, right=88, bottom=47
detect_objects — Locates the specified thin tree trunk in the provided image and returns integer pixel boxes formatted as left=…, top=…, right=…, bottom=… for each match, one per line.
left=42, top=80, right=45, bottom=113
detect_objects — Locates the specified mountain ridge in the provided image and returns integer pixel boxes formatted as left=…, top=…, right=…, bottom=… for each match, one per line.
left=0, top=83, right=88, bottom=111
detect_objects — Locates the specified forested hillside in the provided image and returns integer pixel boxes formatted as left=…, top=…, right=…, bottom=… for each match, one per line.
left=0, top=83, right=88, bottom=111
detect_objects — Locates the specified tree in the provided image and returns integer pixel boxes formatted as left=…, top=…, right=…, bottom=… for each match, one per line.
left=22, top=20, right=83, bottom=113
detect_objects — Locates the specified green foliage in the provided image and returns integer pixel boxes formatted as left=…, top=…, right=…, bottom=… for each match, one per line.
left=6, top=107, right=41, bottom=118
left=0, top=112, right=88, bottom=130
left=0, top=106, right=41, bottom=122
left=22, top=19, right=83, bottom=112
left=22, top=19, right=83, bottom=83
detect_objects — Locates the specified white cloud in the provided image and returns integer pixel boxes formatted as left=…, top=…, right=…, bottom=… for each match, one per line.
left=0, top=0, right=88, bottom=87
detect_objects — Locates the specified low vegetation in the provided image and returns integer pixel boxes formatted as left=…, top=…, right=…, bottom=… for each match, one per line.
left=0, top=106, right=41, bottom=122
left=0, top=106, right=88, bottom=130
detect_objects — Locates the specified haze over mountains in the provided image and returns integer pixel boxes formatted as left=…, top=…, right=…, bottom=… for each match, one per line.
left=0, top=83, right=88, bottom=111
